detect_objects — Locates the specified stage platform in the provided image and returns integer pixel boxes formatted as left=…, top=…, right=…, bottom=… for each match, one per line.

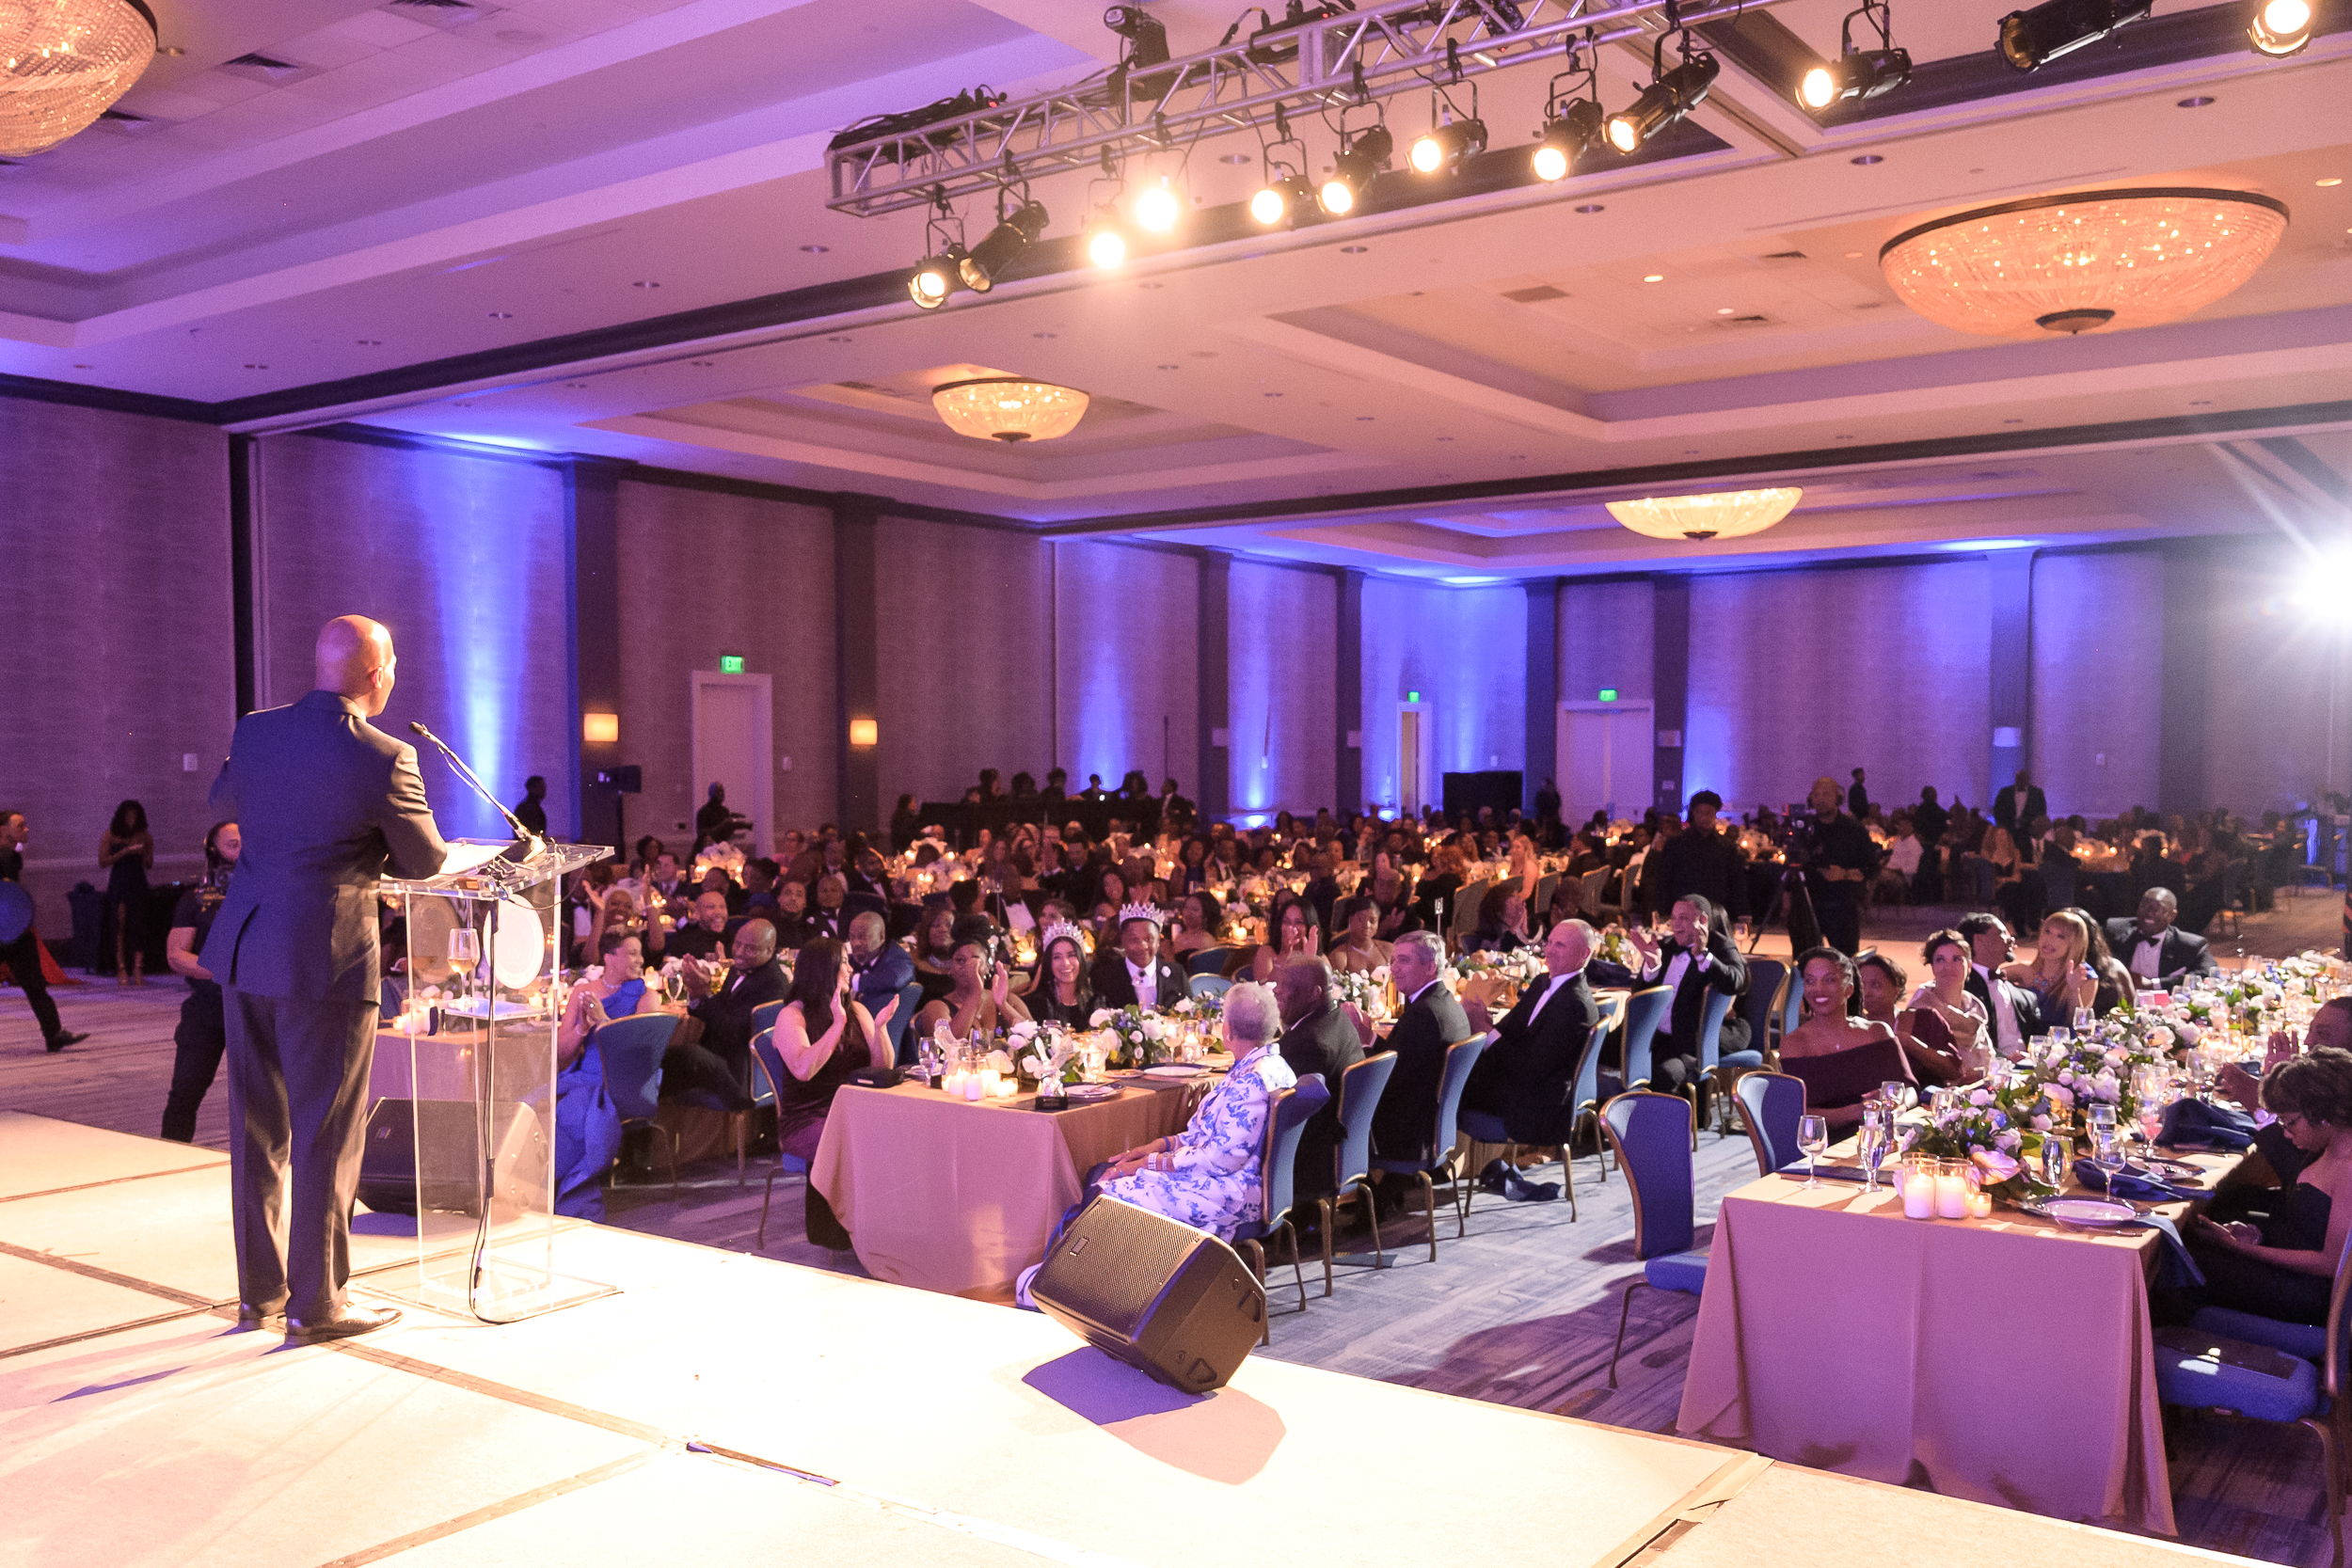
left=0, top=1112, right=2248, bottom=1568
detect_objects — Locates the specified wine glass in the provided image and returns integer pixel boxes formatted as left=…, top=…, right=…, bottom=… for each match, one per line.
left=448, top=928, right=481, bottom=999
left=1857, top=1111, right=1889, bottom=1195
left=1796, top=1115, right=1829, bottom=1188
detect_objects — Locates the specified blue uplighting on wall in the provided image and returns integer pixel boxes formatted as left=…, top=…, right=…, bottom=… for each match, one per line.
left=1359, top=579, right=1528, bottom=812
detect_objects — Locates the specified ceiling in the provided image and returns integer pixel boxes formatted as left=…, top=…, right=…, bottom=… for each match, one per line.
left=3, top=0, right=2348, bottom=578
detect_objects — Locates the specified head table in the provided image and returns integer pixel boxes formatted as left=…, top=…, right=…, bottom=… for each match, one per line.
left=1676, top=1148, right=2235, bottom=1536
left=809, top=1070, right=1205, bottom=1299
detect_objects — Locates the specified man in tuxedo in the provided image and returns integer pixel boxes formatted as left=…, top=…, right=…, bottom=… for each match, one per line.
left=2106, top=888, right=2218, bottom=987
left=1370, top=931, right=1472, bottom=1169
left=1627, top=895, right=1748, bottom=1096
left=1647, top=790, right=1748, bottom=921
left=674, top=917, right=782, bottom=1104
left=1993, top=768, right=2048, bottom=832
left=1274, top=958, right=1363, bottom=1209
left=803, top=873, right=851, bottom=943
left=847, top=911, right=914, bottom=1020
left=1462, top=918, right=1598, bottom=1146
left=1092, top=906, right=1183, bottom=1009
left=1959, top=913, right=2043, bottom=1054
left=204, top=614, right=449, bottom=1341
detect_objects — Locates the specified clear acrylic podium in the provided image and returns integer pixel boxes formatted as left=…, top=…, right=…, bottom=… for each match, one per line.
left=373, top=836, right=612, bottom=1323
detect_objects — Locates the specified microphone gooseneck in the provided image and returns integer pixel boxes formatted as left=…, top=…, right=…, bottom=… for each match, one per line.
left=407, top=721, right=536, bottom=846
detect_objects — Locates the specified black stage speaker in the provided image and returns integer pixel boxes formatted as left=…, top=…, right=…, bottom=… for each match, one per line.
left=357, top=1098, right=548, bottom=1221
left=1029, top=1196, right=1265, bottom=1394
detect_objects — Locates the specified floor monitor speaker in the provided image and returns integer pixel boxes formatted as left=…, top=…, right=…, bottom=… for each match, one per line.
left=1029, top=1196, right=1265, bottom=1393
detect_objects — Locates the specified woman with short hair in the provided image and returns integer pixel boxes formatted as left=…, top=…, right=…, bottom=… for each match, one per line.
left=2190, top=1049, right=2352, bottom=1325
left=1898, top=928, right=1992, bottom=1086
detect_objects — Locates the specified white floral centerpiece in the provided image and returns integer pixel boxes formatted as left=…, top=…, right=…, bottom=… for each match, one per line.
left=2017, top=1011, right=2171, bottom=1127
left=1899, top=1081, right=2053, bottom=1202
left=1089, top=1004, right=1175, bottom=1069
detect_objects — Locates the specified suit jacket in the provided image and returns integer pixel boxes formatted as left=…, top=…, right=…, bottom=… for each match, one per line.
left=2103, top=921, right=2218, bottom=985
left=1092, top=954, right=1185, bottom=1010
left=691, top=957, right=788, bottom=1068
left=1468, top=971, right=1597, bottom=1145
left=850, top=942, right=915, bottom=1015
left=1646, top=828, right=1750, bottom=920
left=1994, top=784, right=2049, bottom=830
left=1645, top=930, right=1747, bottom=1069
left=803, top=906, right=850, bottom=944
left=1372, top=982, right=1473, bottom=1164
left=1965, top=966, right=2046, bottom=1052
left=203, top=690, right=448, bottom=1002
left=1279, top=1002, right=1365, bottom=1200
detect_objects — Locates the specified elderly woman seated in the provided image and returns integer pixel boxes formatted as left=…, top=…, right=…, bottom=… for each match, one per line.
left=1016, top=982, right=1299, bottom=1307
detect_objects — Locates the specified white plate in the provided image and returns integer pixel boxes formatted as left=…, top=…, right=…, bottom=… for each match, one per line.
left=1064, top=1084, right=1119, bottom=1101
left=2042, top=1197, right=2138, bottom=1227
left=1143, top=1065, right=1207, bottom=1079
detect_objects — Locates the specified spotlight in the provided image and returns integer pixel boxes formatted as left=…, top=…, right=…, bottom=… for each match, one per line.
left=1085, top=217, right=1128, bottom=269
left=1133, top=177, right=1183, bottom=233
left=1995, top=0, right=2152, bottom=71
left=1250, top=173, right=1314, bottom=225
left=1532, top=100, right=1603, bottom=181
left=959, top=200, right=1048, bottom=292
left=1319, top=125, right=1391, bottom=216
left=1408, top=118, right=1487, bottom=175
left=909, top=250, right=963, bottom=309
left=2248, top=0, right=2312, bottom=55
left=1796, top=47, right=1911, bottom=110
left=1605, top=55, right=1719, bottom=154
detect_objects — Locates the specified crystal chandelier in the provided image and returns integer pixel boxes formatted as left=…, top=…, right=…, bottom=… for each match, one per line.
left=930, top=378, right=1089, bottom=443
left=0, top=0, right=157, bottom=160
left=1880, top=187, right=2288, bottom=339
left=1606, top=487, right=1804, bottom=542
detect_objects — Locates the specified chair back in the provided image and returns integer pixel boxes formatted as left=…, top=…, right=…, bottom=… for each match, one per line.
left=1430, top=1034, right=1489, bottom=1156
left=1258, top=1075, right=1332, bottom=1229
left=753, top=1030, right=795, bottom=1124
left=1577, top=990, right=1629, bottom=1113
left=1696, top=988, right=1736, bottom=1070
left=752, top=999, right=787, bottom=1038
left=1452, top=879, right=1499, bottom=943
left=888, top=980, right=925, bottom=1064
left=1335, top=1051, right=1399, bottom=1189
left=595, top=1013, right=677, bottom=1122
left=1533, top=872, right=1559, bottom=922
left=1780, top=968, right=1805, bottom=1042
left=748, top=1025, right=778, bottom=1105
left=379, top=976, right=405, bottom=1024
left=1602, top=1091, right=1698, bottom=1259
left=1735, top=1070, right=1806, bottom=1177
left=2324, top=1227, right=2352, bottom=1402
left=1186, top=946, right=1236, bottom=977
left=1618, top=984, right=1672, bottom=1089
left=1741, top=958, right=1787, bottom=1057
left=1580, top=867, right=1612, bottom=919
left=1189, top=973, right=1233, bottom=1001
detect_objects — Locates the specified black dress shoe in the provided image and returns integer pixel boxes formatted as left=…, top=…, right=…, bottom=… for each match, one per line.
left=45, top=1031, right=87, bottom=1052
left=287, top=1305, right=401, bottom=1342
left=233, top=1302, right=287, bottom=1331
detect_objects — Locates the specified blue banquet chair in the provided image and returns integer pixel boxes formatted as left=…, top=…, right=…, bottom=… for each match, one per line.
left=752, top=1029, right=816, bottom=1250
left=1600, top=1090, right=1709, bottom=1387
left=1234, top=1074, right=1332, bottom=1343
left=594, top=1012, right=684, bottom=1198
left=1318, top=1051, right=1399, bottom=1289
left=1371, top=1035, right=1487, bottom=1261
left=1735, top=1070, right=1805, bottom=1179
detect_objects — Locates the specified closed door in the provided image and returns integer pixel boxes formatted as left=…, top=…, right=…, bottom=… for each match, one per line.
left=1559, top=705, right=1654, bottom=822
left=1400, top=709, right=1422, bottom=816
left=691, top=673, right=772, bottom=852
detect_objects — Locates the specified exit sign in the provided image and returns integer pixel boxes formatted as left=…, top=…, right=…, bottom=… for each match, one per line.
left=1598, top=689, right=1618, bottom=702
left=1406, top=690, right=1420, bottom=703
left=719, top=654, right=745, bottom=673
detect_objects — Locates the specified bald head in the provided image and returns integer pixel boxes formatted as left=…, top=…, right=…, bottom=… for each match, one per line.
left=315, top=616, right=397, bottom=715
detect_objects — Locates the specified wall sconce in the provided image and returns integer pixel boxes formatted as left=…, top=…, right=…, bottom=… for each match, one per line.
left=582, top=712, right=619, bottom=744
left=849, top=718, right=879, bottom=748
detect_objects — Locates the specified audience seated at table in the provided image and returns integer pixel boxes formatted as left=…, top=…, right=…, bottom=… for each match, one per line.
left=1026, top=924, right=1097, bottom=1028
left=915, top=916, right=1032, bottom=1039
left=2187, top=1049, right=2352, bottom=1327
left=1085, top=979, right=1299, bottom=1243
left=771, top=937, right=898, bottom=1163
left=1095, top=904, right=1183, bottom=1009
left=1462, top=891, right=1532, bottom=956
left=1854, top=949, right=1906, bottom=1032
left=583, top=885, right=666, bottom=967
left=1777, top=946, right=1908, bottom=1132
left=2005, top=907, right=2132, bottom=1022
left=1370, top=931, right=1472, bottom=1183
left=1251, top=891, right=1323, bottom=983
left=1962, top=912, right=2044, bottom=1056
left=911, top=903, right=959, bottom=1006
left=1168, top=890, right=1225, bottom=958
left=1898, top=928, right=1993, bottom=1086
left=667, top=888, right=732, bottom=962
left=1623, top=895, right=1749, bottom=1096
left=1273, top=957, right=1364, bottom=1210
left=2106, top=887, right=2220, bottom=988
left=1460, top=918, right=1598, bottom=1148
left=846, top=910, right=914, bottom=1020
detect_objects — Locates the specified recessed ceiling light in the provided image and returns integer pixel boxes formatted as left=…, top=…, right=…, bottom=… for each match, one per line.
left=1157, top=363, right=1180, bottom=370
left=1437, top=436, right=1454, bottom=441
left=691, top=359, right=714, bottom=367
left=244, top=363, right=268, bottom=370
left=1138, top=281, right=1162, bottom=290
left=1846, top=250, right=1865, bottom=258
left=487, top=310, right=513, bottom=318
left=1263, top=391, right=1282, bottom=397
left=356, top=338, right=382, bottom=345
left=827, top=335, right=852, bottom=342
left=1508, top=453, right=1526, bottom=460
left=1716, top=306, right=1736, bottom=315
left=1341, top=245, right=1368, bottom=253
left=1851, top=153, right=1883, bottom=166
left=801, top=244, right=830, bottom=252
left=1644, top=274, right=1665, bottom=282
left=72, top=362, right=91, bottom=369
left=1220, top=151, right=1251, bottom=165
left=632, top=280, right=660, bottom=289
left=1576, top=203, right=1604, bottom=214
left=2320, top=178, right=2344, bottom=187
left=2176, top=95, right=2214, bottom=107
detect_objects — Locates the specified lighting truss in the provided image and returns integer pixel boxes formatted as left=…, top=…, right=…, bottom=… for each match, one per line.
left=825, top=0, right=1807, bottom=216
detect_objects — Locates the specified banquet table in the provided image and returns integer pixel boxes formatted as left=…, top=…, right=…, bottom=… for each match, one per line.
left=1676, top=1156, right=2231, bottom=1536
left=810, top=1075, right=1197, bottom=1299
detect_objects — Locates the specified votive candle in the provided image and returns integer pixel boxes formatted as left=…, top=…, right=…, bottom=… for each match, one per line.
left=1934, top=1166, right=1969, bottom=1220
left=1901, top=1165, right=1937, bottom=1220
left=1964, top=1190, right=1994, bottom=1221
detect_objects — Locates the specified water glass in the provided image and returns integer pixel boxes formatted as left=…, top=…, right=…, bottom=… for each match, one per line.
left=1857, top=1113, right=1889, bottom=1195
left=1880, top=1080, right=1913, bottom=1115
left=1796, top=1115, right=1829, bottom=1187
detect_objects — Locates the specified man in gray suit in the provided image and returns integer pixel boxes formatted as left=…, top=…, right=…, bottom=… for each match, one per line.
left=205, top=615, right=449, bottom=1340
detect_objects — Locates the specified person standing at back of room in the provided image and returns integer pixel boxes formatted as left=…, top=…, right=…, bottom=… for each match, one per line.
left=204, top=615, right=449, bottom=1341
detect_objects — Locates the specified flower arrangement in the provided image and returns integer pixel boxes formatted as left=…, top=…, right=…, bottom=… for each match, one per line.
left=1594, top=925, right=1637, bottom=971
left=1088, top=1004, right=1175, bottom=1069
left=1899, top=1082, right=2051, bottom=1201
left=1009, top=1021, right=1083, bottom=1085
left=2017, top=1014, right=2170, bottom=1126
left=1329, top=964, right=1391, bottom=1015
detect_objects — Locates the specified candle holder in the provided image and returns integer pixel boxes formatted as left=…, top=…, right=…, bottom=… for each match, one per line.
left=1900, top=1155, right=1939, bottom=1220
left=1934, top=1158, right=1971, bottom=1220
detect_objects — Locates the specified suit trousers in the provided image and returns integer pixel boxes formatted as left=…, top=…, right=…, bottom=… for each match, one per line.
left=162, top=990, right=228, bottom=1143
left=224, top=988, right=378, bottom=1318
left=2, top=931, right=64, bottom=1041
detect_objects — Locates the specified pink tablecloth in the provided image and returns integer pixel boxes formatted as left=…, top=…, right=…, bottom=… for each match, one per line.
left=811, top=1081, right=1191, bottom=1299
left=1677, top=1174, right=2175, bottom=1535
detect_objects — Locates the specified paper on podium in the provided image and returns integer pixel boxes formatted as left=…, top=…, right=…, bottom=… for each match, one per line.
left=437, top=842, right=510, bottom=878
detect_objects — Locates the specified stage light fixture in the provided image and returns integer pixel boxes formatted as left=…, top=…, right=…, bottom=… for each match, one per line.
left=1995, top=0, right=2152, bottom=71
left=1084, top=211, right=1129, bottom=269
left=2248, top=0, right=2312, bottom=55
left=1605, top=55, right=1718, bottom=154
left=959, top=199, right=1048, bottom=293
left=1797, top=47, right=1911, bottom=110
left=1408, top=118, right=1487, bottom=175
left=1319, top=125, right=1391, bottom=216
left=1133, top=176, right=1183, bottom=233
left=1250, top=173, right=1314, bottom=225
left=1532, top=99, right=1603, bottom=181
left=908, top=250, right=963, bottom=309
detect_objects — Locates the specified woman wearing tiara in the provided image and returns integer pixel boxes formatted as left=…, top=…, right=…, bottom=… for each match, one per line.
left=1028, top=923, right=1097, bottom=1028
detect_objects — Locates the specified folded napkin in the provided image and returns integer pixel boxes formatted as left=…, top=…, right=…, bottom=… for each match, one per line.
left=2159, top=1099, right=2257, bottom=1151
left=2122, top=1212, right=2205, bottom=1290
left=1778, top=1162, right=1869, bottom=1183
left=2074, top=1160, right=2204, bottom=1205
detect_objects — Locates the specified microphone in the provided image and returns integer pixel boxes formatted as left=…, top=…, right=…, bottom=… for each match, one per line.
left=408, top=721, right=538, bottom=849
